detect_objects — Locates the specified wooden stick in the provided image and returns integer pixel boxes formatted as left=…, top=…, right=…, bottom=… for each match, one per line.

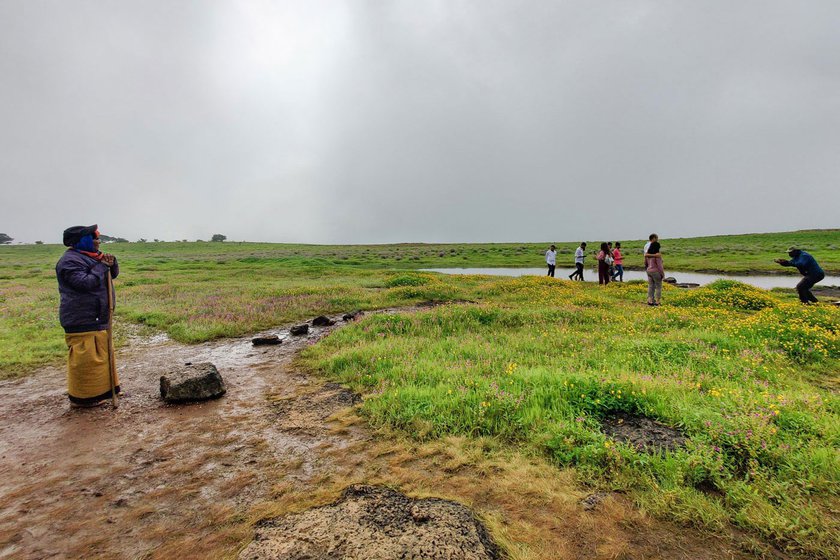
left=106, top=269, right=119, bottom=409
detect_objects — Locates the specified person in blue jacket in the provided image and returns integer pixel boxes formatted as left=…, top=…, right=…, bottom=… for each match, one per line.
left=775, top=246, right=825, bottom=304
left=56, top=224, right=121, bottom=406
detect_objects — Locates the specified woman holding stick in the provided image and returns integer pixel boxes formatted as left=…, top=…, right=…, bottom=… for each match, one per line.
left=55, top=225, right=121, bottom=407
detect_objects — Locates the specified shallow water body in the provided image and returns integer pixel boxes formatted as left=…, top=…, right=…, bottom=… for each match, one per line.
left=422, top=267, right=840, bottom=290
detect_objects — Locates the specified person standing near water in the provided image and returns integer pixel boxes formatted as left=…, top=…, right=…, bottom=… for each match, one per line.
left=612, top=242, right=624, bottom=281
left=775, top=247, right=825, bottom=304
left=545, top=245, right=557, bottom=277
left=596, top=242, right=611, bottom=285
left=56, top=225, right=121, bottom=407
left=645, top=241, right=665, bottom=305
left=644, top=233, right=657, bottom=255
left=569, top=242, right=586, bottom=280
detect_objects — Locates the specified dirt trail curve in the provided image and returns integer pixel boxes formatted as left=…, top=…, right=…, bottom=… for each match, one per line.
left=0, top=310, right=388, bottom=559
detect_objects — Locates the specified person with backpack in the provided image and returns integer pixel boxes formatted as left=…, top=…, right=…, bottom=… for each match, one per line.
left=596, top=242, right=611, bottom=285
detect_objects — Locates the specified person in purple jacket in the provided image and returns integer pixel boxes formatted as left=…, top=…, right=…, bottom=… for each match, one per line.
left=56, top=224, right=121, bottom=407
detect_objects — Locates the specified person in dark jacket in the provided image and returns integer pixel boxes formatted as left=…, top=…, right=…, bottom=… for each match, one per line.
left=775, top=247, right=825, bottom=304
left=56, top=224, right=121, bottom=406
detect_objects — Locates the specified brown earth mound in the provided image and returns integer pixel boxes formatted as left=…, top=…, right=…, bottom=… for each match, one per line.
left=239, top=484, right=504, bottom=560
left=601, top=412, right=686, bottom=452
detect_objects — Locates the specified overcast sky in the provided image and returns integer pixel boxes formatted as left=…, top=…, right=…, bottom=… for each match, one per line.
left=1, top=1, right=838, bottom=244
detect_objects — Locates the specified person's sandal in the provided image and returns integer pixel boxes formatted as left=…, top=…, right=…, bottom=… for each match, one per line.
left=70, top=400, right=106, bottom=409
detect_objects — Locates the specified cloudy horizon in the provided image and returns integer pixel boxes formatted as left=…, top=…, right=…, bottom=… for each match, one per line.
left=1, top=1, right=839, bottom=245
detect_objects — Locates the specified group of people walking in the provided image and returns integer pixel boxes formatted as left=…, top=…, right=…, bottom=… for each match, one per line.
left=544, top=234, right=665, bottom=305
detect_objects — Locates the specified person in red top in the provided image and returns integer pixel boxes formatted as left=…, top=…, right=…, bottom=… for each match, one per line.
left=596, top=242, right=611, bottom=285
left=611, top=242, right=624, bottom=281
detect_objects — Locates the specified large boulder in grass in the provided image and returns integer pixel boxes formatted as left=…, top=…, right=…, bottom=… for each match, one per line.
left=160, top=362, right=226, bottom=402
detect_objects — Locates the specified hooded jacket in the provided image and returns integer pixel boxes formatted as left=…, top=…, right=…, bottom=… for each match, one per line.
left=55, top=249, right=119, bottom=333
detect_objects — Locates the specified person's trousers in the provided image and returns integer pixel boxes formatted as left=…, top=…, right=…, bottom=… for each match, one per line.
left=612, top=264, right=624, bottom=281
left=647, top=271, right=663, bottom=302
left=796, top=272, right=824, bottom=303
left=569, top=263, right=584, bottom=280
left=598, top=261, right=610, bottom=285
left=547, top=264, right=555, bottom=277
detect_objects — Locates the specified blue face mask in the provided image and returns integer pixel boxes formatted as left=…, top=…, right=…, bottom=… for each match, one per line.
left=73, top=235, right=96, bottom=252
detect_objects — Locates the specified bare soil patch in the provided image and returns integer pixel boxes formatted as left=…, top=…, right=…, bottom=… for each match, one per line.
left=240, top=484, right=503, bottom=560
left=600, top=412, right=687, bottom=452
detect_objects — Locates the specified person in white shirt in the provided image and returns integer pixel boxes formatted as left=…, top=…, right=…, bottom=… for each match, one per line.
left=569, top=242, right=586, bottom=280
left=545, top=245, right=557, bottom=277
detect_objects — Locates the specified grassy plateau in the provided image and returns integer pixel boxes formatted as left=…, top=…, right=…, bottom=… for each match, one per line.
left=0, top=229, right=838, bottom=557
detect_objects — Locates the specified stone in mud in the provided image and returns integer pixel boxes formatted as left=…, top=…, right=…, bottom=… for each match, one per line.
left=580, top=492, right=609, bottom=511
left=160, top=362, right=226, bottom=403
left=252, top=335, right=282, bottom=346
left=312, top=315, right=336, bottom=327
left=601, top=412, right=686, bottom=452
left=239, top=485, right=503, bottom=560
left=342, top=310, right=364, bottom=321
left=290, top=324, right=309, bottom=336
left=663, top=277, right=677, bottom=284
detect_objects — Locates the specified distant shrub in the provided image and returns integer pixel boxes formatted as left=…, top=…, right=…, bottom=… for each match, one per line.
left=385, top=274, right=431, bottom=288
left=672, top=280, right=777, bottom=311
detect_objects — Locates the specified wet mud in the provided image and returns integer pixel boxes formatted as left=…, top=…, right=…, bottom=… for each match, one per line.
left=0, top=313, right=375, bottom=559
left=240, top=485, right=503, bottom=560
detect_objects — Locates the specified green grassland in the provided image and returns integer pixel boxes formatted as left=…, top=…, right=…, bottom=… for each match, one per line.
left=0, top=231, right=839, bottom=556
left=302, top=278, right=839, bottom=557
left=0, top=229, right=838, bottom=375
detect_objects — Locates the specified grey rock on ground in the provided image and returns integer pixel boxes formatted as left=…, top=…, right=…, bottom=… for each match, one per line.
left=663, top=277, right=677, bottom=284
left=289, top=324, right=309, bottom=336
left=160, top=362, right=226, bottom=403
left=342, top=310, right=364, bottom=321
left=312, top=315, right=336, bottom=327
left=239, top=485, right=503, bottom=560
left=252, top=335, right=282, bottom=346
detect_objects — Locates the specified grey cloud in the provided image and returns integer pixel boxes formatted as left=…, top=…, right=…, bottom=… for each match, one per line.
left=1, top=1, right=838, bottom=243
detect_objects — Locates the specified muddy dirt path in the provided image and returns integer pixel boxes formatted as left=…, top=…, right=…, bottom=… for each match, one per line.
left=0, top=312, right=379, bottom=559
left=0, top=308, right=773, bottom=560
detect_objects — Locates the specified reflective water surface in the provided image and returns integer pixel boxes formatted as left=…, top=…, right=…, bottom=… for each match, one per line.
left=422, top=268, right=840, bottom=290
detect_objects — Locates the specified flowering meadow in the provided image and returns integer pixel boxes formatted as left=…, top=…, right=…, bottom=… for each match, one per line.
left=304, top=276, right=839, bottom=558
left=1, top=240, right=838, bottom=557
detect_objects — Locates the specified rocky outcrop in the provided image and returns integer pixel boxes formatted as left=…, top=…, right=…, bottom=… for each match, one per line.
left=239, top=485, right=503, bottom=560
left=160, top=362, right=226, bottom=403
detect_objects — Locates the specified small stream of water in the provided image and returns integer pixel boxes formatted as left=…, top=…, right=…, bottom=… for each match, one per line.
left=422, top=268, right=840, bottom=290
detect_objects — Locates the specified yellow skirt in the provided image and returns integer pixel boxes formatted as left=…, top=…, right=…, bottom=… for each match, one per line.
left=66, top=330, right=120, bottom=404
